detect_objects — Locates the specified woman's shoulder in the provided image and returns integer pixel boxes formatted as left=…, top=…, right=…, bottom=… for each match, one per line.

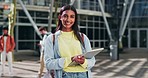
left=54, top=30, right=61, bottom=35
left=79, top=32, right=87, bottom=38
left=47, top=30, right=61, bottom=39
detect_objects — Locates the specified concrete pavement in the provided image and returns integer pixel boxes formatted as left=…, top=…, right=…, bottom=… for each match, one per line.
left=92, top=48, right=148, bottom=78
left=0, top=48, right=148, bottom=78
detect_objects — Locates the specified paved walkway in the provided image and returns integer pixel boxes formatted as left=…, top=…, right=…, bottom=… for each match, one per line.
left=0, top=48, right=148, bottom=78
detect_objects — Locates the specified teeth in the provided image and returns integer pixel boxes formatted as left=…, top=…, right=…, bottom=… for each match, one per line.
left=66, top=22, right=71, bottom=25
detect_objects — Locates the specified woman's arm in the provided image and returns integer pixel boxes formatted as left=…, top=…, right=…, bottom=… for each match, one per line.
left=44, top=34, right=65, bottom=70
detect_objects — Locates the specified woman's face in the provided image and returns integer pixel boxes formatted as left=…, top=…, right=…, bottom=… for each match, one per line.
left=60, top=10, right=75, bottom=32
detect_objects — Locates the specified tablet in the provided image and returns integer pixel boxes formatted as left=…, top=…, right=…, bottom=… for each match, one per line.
left=82, top=48, right=104, bottom=59
left=68, top=48, right=104, bottom=66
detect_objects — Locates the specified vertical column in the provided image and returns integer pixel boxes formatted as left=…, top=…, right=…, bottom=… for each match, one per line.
left=102, top=0, right=105, bottom=10
left=48, top=0, right=54, bottom=32
left=77, top=0, right=81, bottom=9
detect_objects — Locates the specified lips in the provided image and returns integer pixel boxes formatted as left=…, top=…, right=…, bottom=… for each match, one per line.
left=64, top=21, right=73, bottom=26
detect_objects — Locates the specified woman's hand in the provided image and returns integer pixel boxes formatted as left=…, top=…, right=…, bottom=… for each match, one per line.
left=71, top=55, right=85, bottom=64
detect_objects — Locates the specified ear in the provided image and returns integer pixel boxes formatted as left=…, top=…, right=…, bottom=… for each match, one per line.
left=58, top=15, right=61, bottom=20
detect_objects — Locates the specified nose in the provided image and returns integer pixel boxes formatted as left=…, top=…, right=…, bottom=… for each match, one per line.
left=66, top=17, right=70, bottom=22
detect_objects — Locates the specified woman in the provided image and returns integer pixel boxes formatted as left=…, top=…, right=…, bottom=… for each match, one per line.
left=44, top=5, right=96, bottom=78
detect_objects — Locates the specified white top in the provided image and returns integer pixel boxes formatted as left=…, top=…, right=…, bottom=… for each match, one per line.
left=4, top=36, right=7, bottom=52
left=40, top=33, right=50, bottom=53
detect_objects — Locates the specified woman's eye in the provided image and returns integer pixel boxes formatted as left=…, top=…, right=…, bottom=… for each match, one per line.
left=63, top=15, right=68, bottom=18
left=71, top=15, right=75, bottom=18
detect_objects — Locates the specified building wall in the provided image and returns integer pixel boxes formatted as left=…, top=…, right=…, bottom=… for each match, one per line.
left=0, top=0, right=111, bottom=52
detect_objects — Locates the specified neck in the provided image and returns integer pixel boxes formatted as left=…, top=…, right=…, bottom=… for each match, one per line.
left=62, top=28, right=72, bottom=32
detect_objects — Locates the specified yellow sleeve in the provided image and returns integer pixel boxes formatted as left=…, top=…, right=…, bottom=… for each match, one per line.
left=63, top=57, right=72, bottom=68
left=80, top=59, right=88, bottom=68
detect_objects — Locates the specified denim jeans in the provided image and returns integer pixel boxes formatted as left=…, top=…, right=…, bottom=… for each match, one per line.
left=62, top=72, right=88, bottom=78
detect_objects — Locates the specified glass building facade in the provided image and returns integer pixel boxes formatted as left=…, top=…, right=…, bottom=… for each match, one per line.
left=128, top=0, right=148, bottom=48
left=0, top=0, right=147, bottom=53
